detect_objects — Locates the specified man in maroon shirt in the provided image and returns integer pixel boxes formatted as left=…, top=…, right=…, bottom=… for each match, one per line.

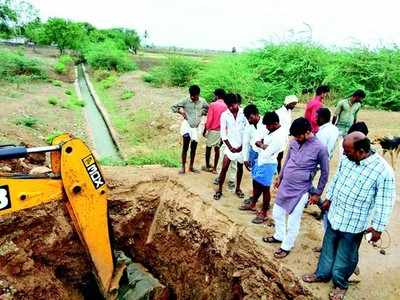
left=203, top=89, right=227, bottom=173
left=304, top=85, right=330, bottom=133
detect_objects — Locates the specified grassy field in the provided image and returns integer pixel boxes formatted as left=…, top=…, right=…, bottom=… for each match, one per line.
left=0, top=46, right=87, bottom=146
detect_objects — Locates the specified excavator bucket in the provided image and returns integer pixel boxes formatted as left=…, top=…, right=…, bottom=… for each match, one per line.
left=58, top=136, right=117, bottom=299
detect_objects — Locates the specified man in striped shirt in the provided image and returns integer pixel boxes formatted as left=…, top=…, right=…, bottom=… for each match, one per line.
left=303, top=131, right=396, bottom=300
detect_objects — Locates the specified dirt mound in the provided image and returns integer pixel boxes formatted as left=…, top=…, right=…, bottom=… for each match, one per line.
left=0, top=166, right=314, bottom=299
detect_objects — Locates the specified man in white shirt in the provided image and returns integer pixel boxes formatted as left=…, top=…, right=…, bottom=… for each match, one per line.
left=240, top=112, right=288, bottom=224
left=242, top=104, right=264, bottom=171
left=316, top=108, right=339, bottom=159
left=275, top=95, right=298, bottom=174
left=214, top=94, right=247, bottom=200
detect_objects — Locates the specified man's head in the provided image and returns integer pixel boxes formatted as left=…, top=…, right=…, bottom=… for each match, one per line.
left=351, top=89, right=366, bottom=104
left=289, top=117, right=312, bottom=143
left=316, top=107, right=331, bottom=126
left=315, top=85, right=330, bottom=99
left=348, top=121, right=369, bottom=136
left=263, top=111, right=280, bottom=132
left=224, top=93, right=239, bottom=114
left=235, top=93, right=242, bottom=105
left=189, top=85, right=201, bottom=102
left=243, top=104, right=259, bottom=125
left=343, top=131, right=371, bottom=163
left=284, top=95, right=298, bottom=110
left=214, top=88, right=226, bottom=101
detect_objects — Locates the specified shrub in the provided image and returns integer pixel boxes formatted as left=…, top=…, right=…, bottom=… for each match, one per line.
left=144, top=56, right=201, bottom=87
left=93, top=69, right=112, bottom=82
left=15, top=116, right=39, bottom=128
left=65, top=89, right=72, bottom=95
left=52, top=79, right=62, bottom=87
left=194, top=43, right=400, bottom=111
left=0, top=50, right=47, bottom=81
left=83, top=40, right=137, bottom=72
left=99, top=75, right=117, bottom=89
left=61, top=95, right=85, bottom=109
left=48, top=96, right=59, bottom=105
left=45, top=131, right=64, bottom=144
left=121, top=89, right=134, bottom=100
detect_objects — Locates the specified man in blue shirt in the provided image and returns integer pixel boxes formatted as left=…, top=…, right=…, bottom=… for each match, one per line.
left=303, top=131, right=396, bottom=300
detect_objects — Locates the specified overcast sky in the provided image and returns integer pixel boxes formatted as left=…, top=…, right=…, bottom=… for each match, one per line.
left=30, top=0, right=400, bottom=50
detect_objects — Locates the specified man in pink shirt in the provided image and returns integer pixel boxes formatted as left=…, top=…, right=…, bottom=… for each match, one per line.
left=203, top=89, right=227, bottom=173
left=304, top=85, right=330, bottom=133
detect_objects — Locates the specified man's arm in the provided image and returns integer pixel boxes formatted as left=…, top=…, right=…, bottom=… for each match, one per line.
left=353, top=105, right=361, bottom=124
left=171, top=99, right=188, bottom=119
left=315, top=146, right=330, bottom=195
left=332, top=101, right=343, bottom=125
left=370, top=170, right=396, bottom=233
left=205, top=104, right=214, bottom=132
left=202, top=100, right=209, bottom=116
left=242, top=125, right=251, bottom=165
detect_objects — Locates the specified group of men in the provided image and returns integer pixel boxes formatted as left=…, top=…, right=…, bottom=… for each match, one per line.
left=171, top=85, right=396, bottom=300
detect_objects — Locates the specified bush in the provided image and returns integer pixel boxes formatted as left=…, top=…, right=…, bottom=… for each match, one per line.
left=99, top=75, right=118, bottom=89
left=48, top=96, right=59, bottom=105
left=121, top=89, right=134, bottom=100
left=0, top=50, right=47, bottom=81
left=45, top=131, right=64, bottom=144
left=194, top=43, right=400, bottom=111
left=144, top=56, right=201, bottom=87
left=15, top=116, right=39, bottom=128
left=61, top=95, right=85, bottom=109
left=65, top=89, right=72, bottom=95
left=52, top=79, right=62, bottom=87
left=83, top=40, right=137, bottom=72
left=93, top=69, right=112, bottom=82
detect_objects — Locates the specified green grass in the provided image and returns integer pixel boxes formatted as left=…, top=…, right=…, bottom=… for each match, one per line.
left=61, top=95, right=85, bottom=109
left=93, top=80, right=130, bottom=133
left=0, top=49, right=47, bottom=81
left=99, top=75, right=117, bottom=89
left=126, top=149, right=180, bottom=167
left=15, top=116, right=39, bottom=128
left=121, top=89, right=135, bottom=100
left=65, top=89, right=73, bottom=95
left=51, top=79, right=62, bottom=87
left=142, top=43, right=400, bottom=111
left=45, top=130, right=64, bottom=144
left=48, top=96, right=59, bottom=105
left=143, top=55, right=201, bottom=87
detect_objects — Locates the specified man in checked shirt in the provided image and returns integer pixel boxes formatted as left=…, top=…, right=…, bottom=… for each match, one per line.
left=303, top=131, right=396, bottom=300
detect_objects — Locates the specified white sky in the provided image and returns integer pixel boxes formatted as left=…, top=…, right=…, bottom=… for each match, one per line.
left=30, top=0, right=400, bottom=50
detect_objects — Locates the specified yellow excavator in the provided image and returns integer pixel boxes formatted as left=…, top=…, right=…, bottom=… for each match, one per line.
left=0, top=134, right=123, bottom=299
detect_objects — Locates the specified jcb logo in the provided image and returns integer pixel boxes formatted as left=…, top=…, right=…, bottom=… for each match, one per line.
left=82, top=155, right=105, bottom=189
left=0, top=185, right=11, bottom=211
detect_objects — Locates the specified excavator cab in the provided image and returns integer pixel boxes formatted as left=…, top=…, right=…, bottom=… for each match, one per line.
left=0, top=134, right=122, bottom=299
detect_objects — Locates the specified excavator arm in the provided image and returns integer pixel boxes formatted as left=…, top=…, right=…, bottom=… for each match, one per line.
left=0, top=134, right=120, bottom=299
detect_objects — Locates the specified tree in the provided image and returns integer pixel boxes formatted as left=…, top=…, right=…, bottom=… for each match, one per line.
left=44, top=18, right=85, bottom=55
left=0, top=0, right=17, bottom=37
left=0, top=0, right=38, bottom=37
left=123, top=29, right=140, bottom=54
left=24, top=18, right=47, bottom=45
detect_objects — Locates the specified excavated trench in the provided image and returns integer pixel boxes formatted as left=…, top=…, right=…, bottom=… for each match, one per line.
left=0, top=166, right=314, bottom=300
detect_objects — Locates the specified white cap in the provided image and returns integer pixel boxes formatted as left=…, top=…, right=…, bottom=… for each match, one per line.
left=284, top=95, right=298, bottom=105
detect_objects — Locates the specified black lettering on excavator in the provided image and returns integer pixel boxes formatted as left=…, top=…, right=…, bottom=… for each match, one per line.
left=82, top=155, right=105, bottom=189
left=0, top=185, right=11, bottom=211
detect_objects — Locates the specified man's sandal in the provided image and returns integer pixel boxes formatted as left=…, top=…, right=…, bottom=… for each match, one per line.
left=262, top=236, right=281, bottom=243
left=189, top=168, right=200, bottom=174
left=239, top=202, right=256, bottom=211
left=302, top=273, right=330, bottom=283
left=201, top=166, right=213, bottom=172
left=274, top=248, right=290, bottom=259
left=243, top=197, right=253, bottom=205
left=235, top=190, right=245, bottom=198
left=213, top=191, right=223, bottom=200
left=329, top=287, right=347, bottom=300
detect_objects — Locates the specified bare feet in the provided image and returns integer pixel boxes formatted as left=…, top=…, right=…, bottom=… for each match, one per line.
left=179, top=168, right=185, bottom=174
